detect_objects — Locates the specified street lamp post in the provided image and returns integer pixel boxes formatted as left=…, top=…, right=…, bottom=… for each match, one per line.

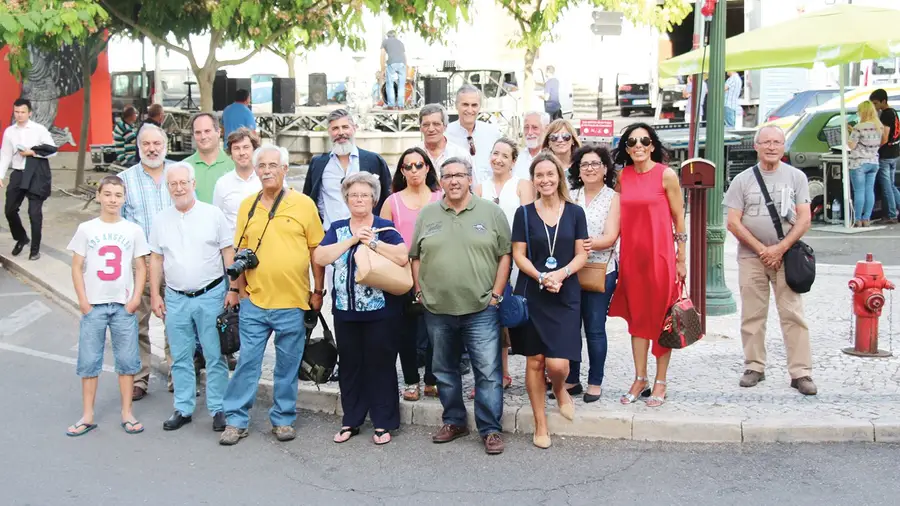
left=704, top=0, right=737, bottom=316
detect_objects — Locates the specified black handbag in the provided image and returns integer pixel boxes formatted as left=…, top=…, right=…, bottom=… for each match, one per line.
left=299, top=311, right=338, bottom=385
left=751, top=166, right=816, bottom=294
left=216, top=306, right=240, bottom=355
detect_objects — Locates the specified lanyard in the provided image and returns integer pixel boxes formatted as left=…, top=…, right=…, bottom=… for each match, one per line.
left=542, top=202, right=564, bottom=260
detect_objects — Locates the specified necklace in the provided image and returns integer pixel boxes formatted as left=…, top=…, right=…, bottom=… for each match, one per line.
left=540, top=200, right=564, bottom=270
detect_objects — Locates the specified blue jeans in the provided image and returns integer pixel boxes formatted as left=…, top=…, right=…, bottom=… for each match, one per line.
left=77, top=303, right=140, bottom=377
left=425, top=306, right=503, bottom=436
left=165, top=281, right=228, bottom=417
left=724, top=107, right=737, bottom=128
left=566, top=271, right=618, bottom=386
left=850, top=163, right=880, bottom=221
left=877, top=156, right=900, bottom=219
left=224, top=298, right=305, bottom=429
left=385, top=62, right=406, bottom=107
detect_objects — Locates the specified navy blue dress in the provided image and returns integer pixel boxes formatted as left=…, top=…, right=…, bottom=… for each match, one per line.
left=510, top=202, right=588, bottom=361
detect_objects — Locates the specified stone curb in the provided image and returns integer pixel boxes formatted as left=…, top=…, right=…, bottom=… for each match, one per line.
left=0, top=243, right=891, bottom=444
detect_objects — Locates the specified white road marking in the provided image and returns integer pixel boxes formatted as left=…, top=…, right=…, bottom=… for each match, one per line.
left=0, top=300, right=52, bottom=337
left=0, top=342, right=114, bottom=373
left=0, top=291, right=38, bottom=298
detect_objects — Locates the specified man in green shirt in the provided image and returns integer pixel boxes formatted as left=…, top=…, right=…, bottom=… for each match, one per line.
left=184, top=113, right=235, bottom=204
left=410, top=156, right=511, bottom=455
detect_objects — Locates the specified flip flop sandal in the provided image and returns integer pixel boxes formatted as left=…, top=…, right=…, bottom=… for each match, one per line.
left=373, top=429, right=391, bottom=445
left=121, top=420, right=144, bottom=434
left=333, top=426, right=360, bottom=443
left=66, top=422, right=97, bottom=437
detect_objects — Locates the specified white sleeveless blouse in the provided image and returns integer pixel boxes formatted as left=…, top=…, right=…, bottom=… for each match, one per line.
left=573, top=186, right=618, bottom=273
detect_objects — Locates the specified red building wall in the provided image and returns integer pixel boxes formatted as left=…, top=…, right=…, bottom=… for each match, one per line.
left=0, top=46, right=113, bottom=151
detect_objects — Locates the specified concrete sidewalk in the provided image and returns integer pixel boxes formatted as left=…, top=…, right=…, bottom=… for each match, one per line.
left=4, top=190, right=900, bottom=443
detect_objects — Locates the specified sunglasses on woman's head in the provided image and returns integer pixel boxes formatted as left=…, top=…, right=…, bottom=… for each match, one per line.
left=626, top=136, right=652, bottom=148
left=402, top=162, right=426, bottom=171
left=549, top=133, right=572, bottom=143
left=467, top=136, right=476, bottom=156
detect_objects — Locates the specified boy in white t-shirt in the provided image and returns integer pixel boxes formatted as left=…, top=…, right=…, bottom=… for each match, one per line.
left=65, top=175, right=150, bottom=437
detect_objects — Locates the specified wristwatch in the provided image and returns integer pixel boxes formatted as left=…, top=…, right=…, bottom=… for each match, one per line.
left=228, top=287, right=240, bottom=293
left=368, top=239, right=379, bottom=250
left=491, top=292, right=504, bottom=303
left=313, top=289, right=326, bottom=296
left=564, top=266, right=571, bottom=278
left=538, top=272, right=546, bottom=290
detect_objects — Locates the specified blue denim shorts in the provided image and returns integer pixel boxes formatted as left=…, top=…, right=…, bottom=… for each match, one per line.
left=76, top=303, right=140, bottom=378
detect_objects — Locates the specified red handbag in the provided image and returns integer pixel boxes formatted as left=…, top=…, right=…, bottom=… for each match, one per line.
left=658, top=283, right=704, bottom=349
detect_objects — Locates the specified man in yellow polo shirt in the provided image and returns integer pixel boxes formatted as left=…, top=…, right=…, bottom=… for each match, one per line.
left=220, top=144, right=325, bottom=446
left=184, top=113, right=235, bottom=203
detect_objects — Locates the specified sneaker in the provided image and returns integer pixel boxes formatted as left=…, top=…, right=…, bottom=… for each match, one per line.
left=432, top=423, right=469, bottom=443
left=272, top=425, right=296, bottom=441
left=739, top=370, right=765, bottom=388
left=791, top=376, right=818, bottom=396
left=482, top=432, right=504, bottom=455
left=219, top=426, right=248, bottom=445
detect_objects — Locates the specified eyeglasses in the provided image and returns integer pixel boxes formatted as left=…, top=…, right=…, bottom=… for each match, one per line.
left=347, top=193, right=372, bottom=200
left=167, top=180, right=192, bottom=189
left=579, top=160, right=605, bottom=171
left=256, top=163, right=282, bottom=170
left=402, top=162, right=426, bottom=172
left=467, top=136, right=476, bottom=156
left=441, top=172, right=470, bottom=181
left=757, top=140, right=784, bottom=147
left=548, top=133, right=572, bottom=143
left=626, top=136, right=652, bottom=148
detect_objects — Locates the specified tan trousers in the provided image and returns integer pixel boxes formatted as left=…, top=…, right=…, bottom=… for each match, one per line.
left=738, top=256, right=812, bottom=379
left=134, top=260, right=172, bottom=391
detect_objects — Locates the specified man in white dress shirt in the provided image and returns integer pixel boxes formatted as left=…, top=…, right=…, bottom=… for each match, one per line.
left=0, top=98, right=56, bottom=259
left=446, top=85, right=501, bottom=184
left=149, top=162, right=239, bottom=432
left=417, top=103, right=472, bottom=170
left=513, top=111, right=550, bottom=180
left=213, top=127, right=262, bottom=235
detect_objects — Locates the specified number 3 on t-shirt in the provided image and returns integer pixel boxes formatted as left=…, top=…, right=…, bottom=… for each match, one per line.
left=97, top=245, right=122, bottom=281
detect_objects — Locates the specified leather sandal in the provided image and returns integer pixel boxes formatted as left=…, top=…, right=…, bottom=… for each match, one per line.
left=333, top=426, right=360, bottom=443
left=620, top=376, right=649, bottom=404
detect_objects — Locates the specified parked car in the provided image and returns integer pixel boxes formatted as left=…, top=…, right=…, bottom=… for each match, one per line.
left=760, top=89, right=842, bottom=131
left=616, top=74, right=651, bottom=117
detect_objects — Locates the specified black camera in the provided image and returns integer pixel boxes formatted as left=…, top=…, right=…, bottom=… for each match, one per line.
left=226, top=248, right=259, bottom=280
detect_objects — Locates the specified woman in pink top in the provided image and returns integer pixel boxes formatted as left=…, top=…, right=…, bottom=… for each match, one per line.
left=380, top=147, right=442, bottom=401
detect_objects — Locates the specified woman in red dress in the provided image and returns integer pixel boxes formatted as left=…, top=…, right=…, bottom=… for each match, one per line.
left=608, top=123, right=687, bottom=407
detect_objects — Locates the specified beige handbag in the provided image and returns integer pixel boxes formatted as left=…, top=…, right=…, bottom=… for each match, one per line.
left=354, top=227, right=413, bottom=296
left=578, top=261, right=608, bottom=292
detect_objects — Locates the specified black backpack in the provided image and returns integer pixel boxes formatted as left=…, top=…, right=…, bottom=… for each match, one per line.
left=216, top=306, right=240, bottom=355
left=298, top=311, right=337, bottom=386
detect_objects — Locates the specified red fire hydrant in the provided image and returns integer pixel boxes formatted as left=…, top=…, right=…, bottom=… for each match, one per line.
left=844, top=253, right=895, bottom=357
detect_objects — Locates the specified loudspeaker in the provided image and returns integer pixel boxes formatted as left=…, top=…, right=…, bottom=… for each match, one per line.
left=226, top=78, right=251, bottom=104
left=308, top=73, right=327, bottom=106
left=212, top=74, right=228, bottom=111
left=272, top=77, right=296, bottom=114
left=423, top=77, right=448, bottom=106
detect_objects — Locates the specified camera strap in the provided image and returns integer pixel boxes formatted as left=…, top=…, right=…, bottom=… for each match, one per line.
left=235, top=188, right=287, bottom=253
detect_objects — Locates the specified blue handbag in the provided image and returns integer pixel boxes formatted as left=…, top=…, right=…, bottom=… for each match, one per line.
left=499, top=205, right=531, bottom=328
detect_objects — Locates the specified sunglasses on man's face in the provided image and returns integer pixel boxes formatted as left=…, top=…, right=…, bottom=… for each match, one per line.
left=549, top=133, right=572, bottom=143
left=626, top=136, right=652, bottom=148
left=402, top=162, right=426, bottom=172
left=467, top=136, right=476, bottom=156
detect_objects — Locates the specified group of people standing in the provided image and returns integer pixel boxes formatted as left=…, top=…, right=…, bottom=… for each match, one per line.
left=847, top=89, right=900, bottom=226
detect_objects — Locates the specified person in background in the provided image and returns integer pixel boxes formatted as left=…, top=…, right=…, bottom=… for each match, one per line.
left=380, top=30, right=407, bottom=110
left=213, top=127, right=262, bottom=235
left=848, top=100, right=883, bottom=227
left=381, top=147, right=442, bottom=402
left=314, top=173, right=408, bottom=445
left=610, top=122, right=686, bottom=408
left=114, top=105, right=139, bottom=166
left=540, top=119, right=581, bottom=172
left=543, top=66, right=563, bottom=121
left=724, top=71, right=743, bottom=129
left=222, top=89, right=256, bottom=138
left=514, top=111, right=550, bottom=180
left=684, top=74, right=709, bottom=124
left=446, top=84, right=502, bottom=184
left=417, top=103, right=472, bottom=170
left=0, top=97, right=56, bottom=261
left=65, top=174, right=148, bottom=437
left=146, top=103, right=165, bottom=128
left=870, top=88, right=900, bottom=224
left=561, top=146, right=619, bottom=403
left=184, top=113, right=235, bottom=204
left=724, top=125, right=816, bottom=396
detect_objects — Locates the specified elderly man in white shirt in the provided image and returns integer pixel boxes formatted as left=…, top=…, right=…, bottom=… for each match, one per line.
left=149, top=162, right=239, bottom=433
left=213, top=127, right=262, bottom=234
left=514, top=111, right=550, bottom=180
left=0, top=98, right=56, bottom=259
left=446, top=84, right=501, bottom=184
left=417, top=103, right=473, bottom=170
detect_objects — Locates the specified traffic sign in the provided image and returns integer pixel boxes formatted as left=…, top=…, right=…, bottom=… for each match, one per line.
left=580, top=119, right=615, bottom=147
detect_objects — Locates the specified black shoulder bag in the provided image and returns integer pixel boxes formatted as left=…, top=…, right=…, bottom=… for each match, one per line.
left=751, top=165, right=816, bottom=294
left=299, top=311, right=338, bottom=387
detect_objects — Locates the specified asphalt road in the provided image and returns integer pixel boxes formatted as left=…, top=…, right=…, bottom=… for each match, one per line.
left=2, top=269, right=900, bottom=506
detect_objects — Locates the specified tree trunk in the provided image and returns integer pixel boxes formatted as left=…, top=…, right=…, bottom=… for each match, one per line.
left=75, top=42, right=93, bottom=189
left=286, top=52, right=296, bottom=79
left=195, top=66, right=216, bottom=112
left=523, top=47, right=536, bottom=112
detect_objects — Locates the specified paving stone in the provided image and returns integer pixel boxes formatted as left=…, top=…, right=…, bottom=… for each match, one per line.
left=872, top=420, right=900, bottom=442
left=632, top=413, right=742, bottom=442
left=742, top=418, right=875, bottom=442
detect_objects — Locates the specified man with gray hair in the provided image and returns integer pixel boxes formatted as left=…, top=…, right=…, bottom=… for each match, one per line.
left=417, top=103, right=472, bottom=170
left=303, top=108, right=392, bottom=232
left=120, top=124, right=175, bottom=400
left=446, top=85, right=502, bottom=185
left=410, top=156, right=511, bottom=454
left=514, top=111, right=550, bottom=179
left=149, top=162, right=237, bottom=432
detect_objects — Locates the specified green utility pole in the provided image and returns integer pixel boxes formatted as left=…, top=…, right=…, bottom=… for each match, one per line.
left=704, top=1, right=737, bottom=316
